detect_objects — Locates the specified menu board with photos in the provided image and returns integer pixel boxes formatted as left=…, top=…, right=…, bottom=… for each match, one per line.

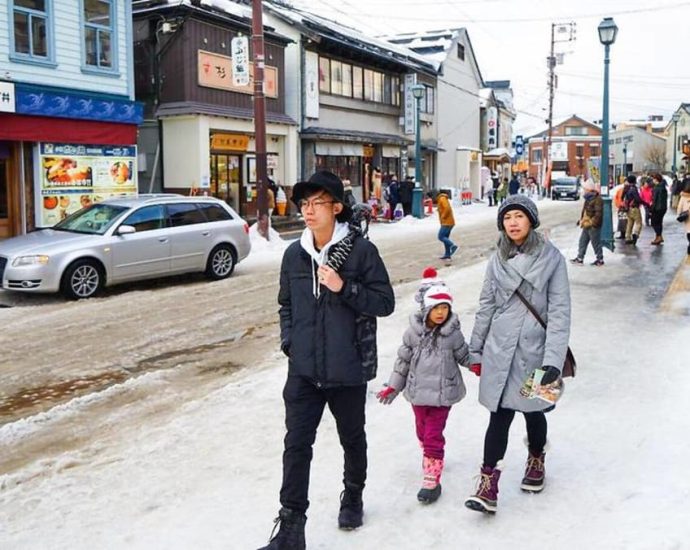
left=38, top=143, right=138, bottom=227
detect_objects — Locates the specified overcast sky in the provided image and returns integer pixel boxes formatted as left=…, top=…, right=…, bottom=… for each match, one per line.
left=289, top=0, right=690, bottom=137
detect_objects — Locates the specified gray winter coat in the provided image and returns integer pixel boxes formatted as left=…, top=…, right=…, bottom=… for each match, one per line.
left=469, top=240, right=571, bottom=413
left=387, top=311, right=470, bottom=407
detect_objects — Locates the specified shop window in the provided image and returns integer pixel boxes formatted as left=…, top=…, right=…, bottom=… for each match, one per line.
left=363, top=69, right=375, bottom=102
left=10, top=0, right=55, bottom=65
left=319, top=57, right=330, bottom=93
left=82, top=0, right=116, bottom=72
left=341, top=63, right=353, bottom=97
left=330, top=60, right=343, bottom=95
left=391, top=76, right=400, bottom=106
left=315, top=155, right=362, bottom=188
left=352, top=66, right=363, bottom=99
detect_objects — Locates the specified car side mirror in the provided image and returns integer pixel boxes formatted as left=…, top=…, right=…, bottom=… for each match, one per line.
left=117, top=225, right=136, bottom=235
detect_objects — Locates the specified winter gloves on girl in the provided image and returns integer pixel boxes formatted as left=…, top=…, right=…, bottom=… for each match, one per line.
left=376, top=386, right=397, bottom=405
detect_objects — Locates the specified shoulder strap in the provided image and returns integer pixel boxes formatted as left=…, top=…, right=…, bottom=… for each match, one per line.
left=514, top=288, right=547, bottom=329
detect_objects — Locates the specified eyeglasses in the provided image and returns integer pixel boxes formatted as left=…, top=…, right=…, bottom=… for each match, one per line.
left=298, top=198, right=335, bottom=210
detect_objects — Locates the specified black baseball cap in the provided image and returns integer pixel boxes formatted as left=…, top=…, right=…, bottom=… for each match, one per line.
left=292, top=171, right=351, bottom=222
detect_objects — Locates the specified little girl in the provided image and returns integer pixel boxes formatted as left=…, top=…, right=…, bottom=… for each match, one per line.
left=377, top=267, right=471, bottom=504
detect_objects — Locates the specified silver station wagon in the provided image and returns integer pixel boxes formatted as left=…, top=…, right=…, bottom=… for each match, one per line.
left=0, top=195, right=251, bottom=299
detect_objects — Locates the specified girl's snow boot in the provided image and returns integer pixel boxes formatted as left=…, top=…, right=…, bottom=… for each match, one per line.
left=417, top=456, right=443, bottom=504
left=258, top=507, right=306, bottom=550
left=465, top=462, right=502, bottom=514
left=337, top=482, right=364, bottom=530
left=521, top=450, right=546, bottom=492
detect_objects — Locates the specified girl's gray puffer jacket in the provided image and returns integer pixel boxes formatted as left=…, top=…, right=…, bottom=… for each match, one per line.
left=469, top=239, right=571, bottom=413
left=387, top=311, right=470, bottom=407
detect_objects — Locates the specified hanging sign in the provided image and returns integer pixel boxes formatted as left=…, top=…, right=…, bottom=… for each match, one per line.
left=231, top=36, right=250, bottom=87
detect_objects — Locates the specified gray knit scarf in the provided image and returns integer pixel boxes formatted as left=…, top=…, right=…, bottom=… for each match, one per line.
left=497, top=229, right=545, bottom=262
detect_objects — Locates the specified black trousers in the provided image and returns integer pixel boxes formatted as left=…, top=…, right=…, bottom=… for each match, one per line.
left=651, top=211, right=666, bottom=237
left=483, top=407, right=547, bottom=468
left=280, top=375, right=367, bottom=513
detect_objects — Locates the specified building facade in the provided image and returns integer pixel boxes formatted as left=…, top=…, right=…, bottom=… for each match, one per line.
left=0, top=0, right=141, bottom=237
left=609, top=126, right=667, bottom=180
left=664, top=105, right=690, bottom=174
left=133, top=1, right=297, bottom=218
left=527, top=115, right=601, bottom=183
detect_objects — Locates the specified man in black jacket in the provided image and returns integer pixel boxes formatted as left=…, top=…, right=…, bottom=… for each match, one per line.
left=259, top=171, right=395, bottom=550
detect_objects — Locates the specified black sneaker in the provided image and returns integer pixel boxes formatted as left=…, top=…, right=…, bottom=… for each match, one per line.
left=338, top=483, right=363, bottom=530
left=417, top=483, right=442, bottom=504
left=570, top=257, right=583, bottom=265
left=591, top=260, right=605, bottom=266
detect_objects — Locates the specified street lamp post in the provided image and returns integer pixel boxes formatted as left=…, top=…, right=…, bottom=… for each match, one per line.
left=598, top=16, right=618, bottom=252
left=411, top=84, right=425, bottom=218
left=672, top=112, right=680, bottom=174
left=622, top=144, right=627, bottom=179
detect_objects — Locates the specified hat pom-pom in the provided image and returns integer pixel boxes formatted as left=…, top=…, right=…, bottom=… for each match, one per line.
left=422, top=266, right=437, bottom=279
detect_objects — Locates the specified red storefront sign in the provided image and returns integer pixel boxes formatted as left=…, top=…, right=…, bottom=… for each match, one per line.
left=0, top=114, right=137, bottom=145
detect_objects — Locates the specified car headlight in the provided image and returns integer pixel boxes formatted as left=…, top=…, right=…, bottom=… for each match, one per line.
left=12, top=255, right=50, bottom=267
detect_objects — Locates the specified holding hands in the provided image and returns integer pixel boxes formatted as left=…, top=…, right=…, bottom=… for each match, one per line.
left=469, top=363, right=482, bottom=377
left=376, top=386, right=398, bottom=405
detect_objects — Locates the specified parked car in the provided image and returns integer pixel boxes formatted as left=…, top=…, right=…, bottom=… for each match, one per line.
left=551, top=177, right=580, bottom=200
left=0, top=195, right=251, bottom=299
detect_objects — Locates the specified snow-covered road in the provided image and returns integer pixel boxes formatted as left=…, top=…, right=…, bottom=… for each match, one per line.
left=1, top=201, right=689, bottom=550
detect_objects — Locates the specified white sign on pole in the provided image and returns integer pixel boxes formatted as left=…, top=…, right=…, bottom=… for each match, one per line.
left=231, top=36, right=250, bottom=87
left=305, top=51, right=320, bottom=119
left=549, top=141, right=568, bottom=161
left=404, top=74, right=417, bottom=135
left=0, top=81, right=16, bottom=113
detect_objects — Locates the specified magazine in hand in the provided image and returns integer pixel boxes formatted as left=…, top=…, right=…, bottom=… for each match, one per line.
left=520, top=368, right=563, bottom=405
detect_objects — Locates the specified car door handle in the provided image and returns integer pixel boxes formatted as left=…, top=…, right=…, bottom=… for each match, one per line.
left=201, top=231, right=210, bottom=236
left=158, top=237, right=169, bottom=243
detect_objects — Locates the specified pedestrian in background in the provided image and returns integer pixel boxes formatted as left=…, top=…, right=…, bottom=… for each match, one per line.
left=670, top=174, right=683, bottom=210
left=623, top=175, right=645, bottom=245
left=376, top=267, right=470, bottom=504
left=488, top=173, right=498, bottom=206
left=639, top=178, right=653, bottom=227
left=676, top=179, right=690, bottom=255
left=650, top=173, right=668, bottom=245
left=509, top=174, right=520, bottom=195
left=570, top=179, right=604, bottom=266
left=399, top=177, right=414, bottom=217
left=464, top=194, right=571, bottom=515
left=497, top=178, right=508, bottom=205
left=260, top=170, right=395, bottom=550
left=436, top=189, right=458, bottom=260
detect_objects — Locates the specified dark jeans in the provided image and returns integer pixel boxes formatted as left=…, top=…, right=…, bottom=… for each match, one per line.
left=280, top=375, right=367, bottom=513
left=686, top=233, right=690, bottom=255
left=488, top=190, right=495, bottom=206
left=577, top=226, right=603, bottom=261
left=483, top=407, right=547, bottom=468
left=437, top=225, right=456, bottom=258
left=651, top=210, right=666, bottom=237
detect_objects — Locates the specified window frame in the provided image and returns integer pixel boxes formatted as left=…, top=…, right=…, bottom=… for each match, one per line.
left=319, top=56, right=330, bottom=93
left=80, top=0, right=120, bottom=77
left=8, top=0, right=57, bottom=67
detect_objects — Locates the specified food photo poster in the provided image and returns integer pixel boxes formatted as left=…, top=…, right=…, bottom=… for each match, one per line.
left=37, top=143, right=138, bottom=227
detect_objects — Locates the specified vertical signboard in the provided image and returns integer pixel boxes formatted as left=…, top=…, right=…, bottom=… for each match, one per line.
left=486, top=107, right=498, bottom=149
left=0, top=81, right=15, bottom=113
left=37, top=143, right=138, bottom=227
left=305, top=51, right=320, bottom=119
left=231, top=36, right=250, bottom=87
left=404, top=74, right=417, bottom=135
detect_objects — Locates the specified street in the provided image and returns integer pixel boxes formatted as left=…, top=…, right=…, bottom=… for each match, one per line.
left=1, top=200, right=689, bottom=549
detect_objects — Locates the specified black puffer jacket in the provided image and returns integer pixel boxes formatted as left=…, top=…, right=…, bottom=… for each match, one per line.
left=278, top=236, right=395, bottom=387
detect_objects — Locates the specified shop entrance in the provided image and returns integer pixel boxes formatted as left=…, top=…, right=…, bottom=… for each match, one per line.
left=0, top=160, right=9, bottom=238
left=210, top=154, right=242, bottom=215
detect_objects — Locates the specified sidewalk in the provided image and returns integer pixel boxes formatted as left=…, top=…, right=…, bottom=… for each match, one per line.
left=1, top=212, right=689, bottom=549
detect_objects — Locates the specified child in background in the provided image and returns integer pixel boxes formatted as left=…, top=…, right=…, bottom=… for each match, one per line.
left=377, top=267, right=472, bottom=504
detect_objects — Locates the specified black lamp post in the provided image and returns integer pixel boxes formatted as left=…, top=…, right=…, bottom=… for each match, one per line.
left=410, top=84, right=425, bottom=218
left=672, top=112, right=680, bottom=174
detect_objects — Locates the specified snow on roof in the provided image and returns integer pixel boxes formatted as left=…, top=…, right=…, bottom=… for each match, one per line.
left=266, top=3, right=438, bottom=73
left=379, top=29, right=462, bottom=66
left=163, top=0, right=251, bottom=19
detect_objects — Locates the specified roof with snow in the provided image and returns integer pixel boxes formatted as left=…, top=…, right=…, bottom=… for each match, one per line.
left=264, top=2, right=437, bottom=75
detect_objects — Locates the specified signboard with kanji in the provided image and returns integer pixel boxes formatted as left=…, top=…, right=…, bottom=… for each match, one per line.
left=198, top=50, right=278, bottom=98
left=0, top=81, right=15, bottom=113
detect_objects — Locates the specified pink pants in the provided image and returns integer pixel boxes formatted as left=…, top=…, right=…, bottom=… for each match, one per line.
left=413, top=405, right=451, bottom=459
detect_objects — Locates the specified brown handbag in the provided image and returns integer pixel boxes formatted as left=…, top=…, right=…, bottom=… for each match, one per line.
left=515, top=289, right=577, bottom=378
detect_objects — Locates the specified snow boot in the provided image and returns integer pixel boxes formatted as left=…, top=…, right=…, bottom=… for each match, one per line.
left=632, top=233, right=639, bottom=245
left=651, top=235, right=662, bottom=245
left=521, top=449, right=546, bottom=492
left=417, top=456, right=444, bottom=504
left=465, top=462, right=502, bottom=514
left=337, top=482, right=364, bottom=530
left=257, top=507, right=306, bottom=550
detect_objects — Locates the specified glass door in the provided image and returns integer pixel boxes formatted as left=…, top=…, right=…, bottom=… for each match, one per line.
left=209, top=154, right=242, bottom=214
left=0, top=161, right=9, bottom=238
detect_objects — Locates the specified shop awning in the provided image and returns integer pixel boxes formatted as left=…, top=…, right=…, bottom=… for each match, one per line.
left=0, top=114, right=137, bottom=145
left=315, top=142, right=364, bottom=156
left=301, top=126, right=411, bottom=146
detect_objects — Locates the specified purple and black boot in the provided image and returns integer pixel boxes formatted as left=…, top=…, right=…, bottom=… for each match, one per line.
left=520, top=450, right=546, bottom=492
left=465, top=462, right=502, bottom=514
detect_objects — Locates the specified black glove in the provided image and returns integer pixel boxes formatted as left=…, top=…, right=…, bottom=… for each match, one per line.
left=281, top=340, right=291, bottom=358
left=540, top=366, right=561, bottom=385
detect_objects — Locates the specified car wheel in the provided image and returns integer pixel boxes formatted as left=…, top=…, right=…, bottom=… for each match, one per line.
left=205, top=244, right=236, bottom=280
left=60, top=259, right=103, bottom=300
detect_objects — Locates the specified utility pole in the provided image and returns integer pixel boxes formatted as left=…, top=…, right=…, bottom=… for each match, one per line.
left=544, top=22, right=576, bottom=196
left=252, top=0, right=269, bottom=239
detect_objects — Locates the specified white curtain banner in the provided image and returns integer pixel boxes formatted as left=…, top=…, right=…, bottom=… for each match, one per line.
left=305, top=51, right=320, bottom=119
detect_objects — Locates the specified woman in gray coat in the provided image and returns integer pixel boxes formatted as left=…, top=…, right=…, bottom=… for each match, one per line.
left=464, top=194, right=571, bottom=515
